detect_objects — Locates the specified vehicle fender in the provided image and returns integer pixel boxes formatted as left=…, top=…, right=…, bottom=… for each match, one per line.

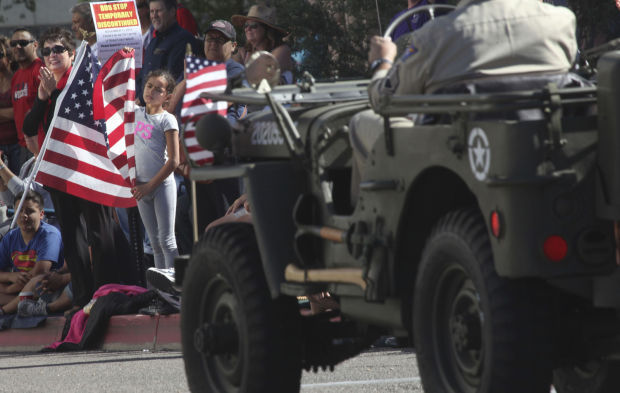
left=245, top=161, right=308, bottom=299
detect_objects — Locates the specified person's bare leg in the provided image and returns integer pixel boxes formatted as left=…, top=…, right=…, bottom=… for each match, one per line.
left=0, top=292, right=14, bottom=307
left=2, top=296, right=19, bottom=313
left=6, top=275, right=45, bottom=314
left=47, top=291, right=72, bottom=314
left=22, top=274, right=44, bottom=292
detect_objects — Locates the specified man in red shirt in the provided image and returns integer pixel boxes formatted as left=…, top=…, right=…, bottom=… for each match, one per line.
left=10, top=28, right=42, bottom=159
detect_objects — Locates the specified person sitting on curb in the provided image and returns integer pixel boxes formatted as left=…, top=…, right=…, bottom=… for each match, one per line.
left=0, top=149, right=57, bottom=235
left=0, top=190, right=63, bottom=315
left=16, top=261, right=73, bottom=317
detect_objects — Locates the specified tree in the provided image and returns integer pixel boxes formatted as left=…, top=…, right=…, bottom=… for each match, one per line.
left=0, top=0, right=36, bottom=23
left=183, top=0, right=620, bottom=80
left=568, top=0, right=620, bottom=49
left=184, top=0, right=402, bottom=79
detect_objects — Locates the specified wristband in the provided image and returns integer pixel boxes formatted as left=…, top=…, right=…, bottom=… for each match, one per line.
left=370, top=58, right=393, bottom=73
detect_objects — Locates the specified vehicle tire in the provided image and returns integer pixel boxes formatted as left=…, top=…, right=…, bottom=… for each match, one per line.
left=181, top=223, right=302, bottom=393
left=413, top=208, right=553, bottom=393
left=553, top=361, right=620, bottom=393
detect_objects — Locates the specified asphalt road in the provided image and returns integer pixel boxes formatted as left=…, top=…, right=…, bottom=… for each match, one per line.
left=0, top=347, right=561, bottom=393
left=0, top=347, right=422, bottom=393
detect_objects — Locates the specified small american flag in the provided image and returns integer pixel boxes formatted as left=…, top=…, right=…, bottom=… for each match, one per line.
left=35, top=42, right=136, bottom=208
left=181, top=55, right=227, bottom=166
left=93, top=49, right=136, bottom=188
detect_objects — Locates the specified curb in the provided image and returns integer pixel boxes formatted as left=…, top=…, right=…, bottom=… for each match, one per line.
left=0, top=313, right=180, bottom=352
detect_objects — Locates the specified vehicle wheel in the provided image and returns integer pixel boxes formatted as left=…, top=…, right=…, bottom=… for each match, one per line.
left=181, top=223, right=302, bottom=393
left=553, top=361, right=620, bottom=393
left=413, top=208, right=553, bottom=393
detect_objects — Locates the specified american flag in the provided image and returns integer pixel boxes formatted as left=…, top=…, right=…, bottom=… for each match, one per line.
left=93, top=49, right=136, bottom=188
left=181, top=55, right=227, bottom=166
left=35, top=42, right=136, bottom=208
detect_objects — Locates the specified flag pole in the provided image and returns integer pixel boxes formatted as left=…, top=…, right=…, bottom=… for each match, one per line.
left=11, top=41, right=89, bottom=229
left=185, top=43, right=200, bottom=244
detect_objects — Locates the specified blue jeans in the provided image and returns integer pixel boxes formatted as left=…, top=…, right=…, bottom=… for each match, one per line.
left=115, top=207, right=152, bottom=254
left=137, top=176, right=178, bottom=268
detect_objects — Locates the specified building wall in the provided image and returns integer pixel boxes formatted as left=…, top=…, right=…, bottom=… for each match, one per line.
left=0, top=0, right=76, bottom=37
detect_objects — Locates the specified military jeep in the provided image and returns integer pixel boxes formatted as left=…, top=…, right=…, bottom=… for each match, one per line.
left=177, top=9, right=620, bottom=393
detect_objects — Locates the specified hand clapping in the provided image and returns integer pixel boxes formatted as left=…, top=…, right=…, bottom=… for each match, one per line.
left=38, top=67, right=56, bottom=100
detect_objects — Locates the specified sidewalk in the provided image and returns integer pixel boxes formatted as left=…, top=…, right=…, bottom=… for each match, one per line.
left=0, top=313, right=181, bottom=352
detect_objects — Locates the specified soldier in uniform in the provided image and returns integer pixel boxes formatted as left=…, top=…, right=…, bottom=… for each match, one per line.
left=350, top=0, right=578, bottom=201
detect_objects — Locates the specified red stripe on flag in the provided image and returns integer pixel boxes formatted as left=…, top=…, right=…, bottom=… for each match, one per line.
left=111, top=154, right=128, bottom=170
left=104, top=97, right=125, bottom=118
left=107, top=124, right=124, bottom=146
left=42, top=150, right=129, bottom=187
left=186, top=78, right=228, bottom=94
left=50, top=128, right=108, bottom=157
left=192, top=63, right=226, bottom=76
left=193, top=157, right=214, bottom=165
left=104, top=69, right=133, bottom=90
left=36, top=172, right=136, bottom=208
left=182, top=98, right=210, bottom=111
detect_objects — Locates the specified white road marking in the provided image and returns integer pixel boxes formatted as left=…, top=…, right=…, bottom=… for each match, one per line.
left=302, top=378, right=558, bottom=391
left=301, top=377, right=421, bottom=388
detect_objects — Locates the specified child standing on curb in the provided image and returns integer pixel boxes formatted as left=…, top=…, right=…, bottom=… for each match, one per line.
left=132, top=70, right=180, bottom=269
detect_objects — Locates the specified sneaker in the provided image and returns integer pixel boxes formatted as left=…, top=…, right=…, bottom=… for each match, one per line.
left=156, top=289, right=181, bottom=311
left=138, top=297, right=177, bottom=316
left=146, top=267, right=180, bottom=295
left=18, top=298, right=48, bottom=317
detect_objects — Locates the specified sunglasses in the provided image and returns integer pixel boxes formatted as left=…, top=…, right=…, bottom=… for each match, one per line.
left=244, top=22, right=260, bottom=30
left=10, top=39, right=34, bottom=48
left=205, top=37, right=230, bottom=45
left=41, top=45, right=68, bottom=57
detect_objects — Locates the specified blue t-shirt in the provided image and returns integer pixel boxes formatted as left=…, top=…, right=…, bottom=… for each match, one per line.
left=0, top=221, right=63, bottom=272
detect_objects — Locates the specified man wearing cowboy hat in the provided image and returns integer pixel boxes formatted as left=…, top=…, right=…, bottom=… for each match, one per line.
left=136, top=0, right=201, bottom=106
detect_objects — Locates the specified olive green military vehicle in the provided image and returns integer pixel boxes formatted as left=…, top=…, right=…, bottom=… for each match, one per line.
left=177, top=7, right=620, bottom=393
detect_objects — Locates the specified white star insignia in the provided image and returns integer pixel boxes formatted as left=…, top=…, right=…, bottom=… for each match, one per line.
left=472, top=139, right=486, bottom=169
left=71, top=93, right=78, bottom=100
left=75, top=102, right=81, bottom=109
left=78, top=113, right=85, bottom=119
left=64, top=107, right=71, bottom=114
left=78, top=79, right=84, bottom=86
left=82, top=89, right=88, bottom=96
left=86, top=99, right=92, bottom=106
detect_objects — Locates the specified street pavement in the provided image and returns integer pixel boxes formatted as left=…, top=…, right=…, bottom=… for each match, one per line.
left=0, top=348, right=422, bottom=393
left=0, top=346, right=563, bottom=393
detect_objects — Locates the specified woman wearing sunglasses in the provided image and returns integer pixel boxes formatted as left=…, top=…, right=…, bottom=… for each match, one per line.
left=22, top=28, right=75, bottom=154
left=231, top=4, right=294, bottom=84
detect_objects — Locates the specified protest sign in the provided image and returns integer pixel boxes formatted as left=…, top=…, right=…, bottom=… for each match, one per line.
left=90, top=0, right=143, bottom=67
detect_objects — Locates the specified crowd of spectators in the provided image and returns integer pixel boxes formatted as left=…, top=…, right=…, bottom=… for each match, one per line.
left=0, top=0, right=294, bottom=317
left=5, top=0, right=568, bottom=319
